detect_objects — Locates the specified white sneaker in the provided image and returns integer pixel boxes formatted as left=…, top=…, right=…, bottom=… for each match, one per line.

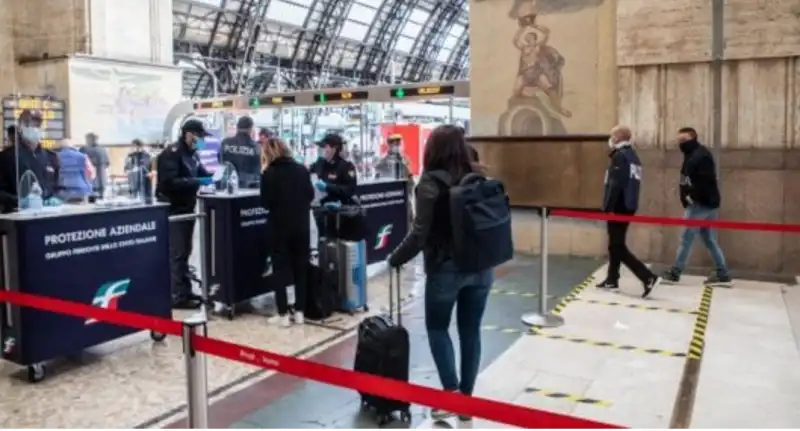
left=267, top=314, right=292, bottom=327
left=294, top=311, right=304, bottom=325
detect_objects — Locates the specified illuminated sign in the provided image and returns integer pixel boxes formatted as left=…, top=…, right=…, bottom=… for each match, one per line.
left=314, top=91, right=369, bottom=103
left=193, top=99, right=234, bottom=110
left=2, top=96, right=66, bottom=149
left=249, top=95, right=296, bottom=107
left=390, top=85, right=456, bottom=99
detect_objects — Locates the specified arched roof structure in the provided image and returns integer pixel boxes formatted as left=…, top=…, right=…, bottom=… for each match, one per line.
left=172, top=0, right=470, bottom=98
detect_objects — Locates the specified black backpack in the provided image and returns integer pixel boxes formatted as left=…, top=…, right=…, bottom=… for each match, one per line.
left=428, top=170, right=514, bottom=272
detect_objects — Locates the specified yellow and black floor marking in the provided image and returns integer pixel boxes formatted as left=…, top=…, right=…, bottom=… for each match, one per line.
left=528, top=328, right=687, bottom=358
left=550, top=275, right=596, bottom=315
left=572, top=298, right=699, bottom=315
left=490, top=288, right=555, bottom=299
left=524, top=387, right=612, bottom=407
left=688, top=286, right=713, bottom=360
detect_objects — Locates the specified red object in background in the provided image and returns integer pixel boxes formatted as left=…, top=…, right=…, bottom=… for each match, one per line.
left=378, top=123, right=435, bottom=176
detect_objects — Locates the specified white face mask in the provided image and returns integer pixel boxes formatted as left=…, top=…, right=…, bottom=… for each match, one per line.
left=608, top=138, right=616, bottom=149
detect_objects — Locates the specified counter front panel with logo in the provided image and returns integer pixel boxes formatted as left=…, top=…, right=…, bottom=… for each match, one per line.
left=0, top=204, right=171, bottom=368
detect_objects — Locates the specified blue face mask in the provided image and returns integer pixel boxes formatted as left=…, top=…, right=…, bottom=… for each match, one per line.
left=21, top=127, right=41, bottom=143
left=194, top=137, right=206, bottom=150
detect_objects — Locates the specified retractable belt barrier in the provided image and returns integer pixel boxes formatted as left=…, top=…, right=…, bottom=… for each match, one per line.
left=0, top=288, right=618, bottom=429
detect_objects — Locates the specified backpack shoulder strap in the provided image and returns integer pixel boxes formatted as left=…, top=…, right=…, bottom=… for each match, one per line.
left=459, top=172, right=485, bottom=186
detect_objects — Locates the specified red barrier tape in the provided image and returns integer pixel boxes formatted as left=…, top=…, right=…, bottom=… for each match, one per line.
left=0, top=290, right=182, bottom=336
left=0, top=289, right=619, bottom=429
left=193, top=335, right=618, bottom=429
left=551, top=209, right=800, bottom=233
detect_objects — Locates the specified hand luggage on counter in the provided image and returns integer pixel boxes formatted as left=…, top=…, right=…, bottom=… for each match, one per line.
left=320, top=207, right=368, bottom=314
left=353, top=268, right=411, bottom=425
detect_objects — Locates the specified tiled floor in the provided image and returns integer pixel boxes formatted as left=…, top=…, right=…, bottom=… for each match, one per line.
left=170, top=254, right=603, bottom=429
left=418, top=265, right=800, bottom=429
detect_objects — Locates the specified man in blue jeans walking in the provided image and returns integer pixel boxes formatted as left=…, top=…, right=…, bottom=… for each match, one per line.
left=662, top=127, right=732, bottom=286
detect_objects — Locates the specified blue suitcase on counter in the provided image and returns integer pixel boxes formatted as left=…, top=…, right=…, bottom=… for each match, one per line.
left=322, top=238, right=368, bottom=314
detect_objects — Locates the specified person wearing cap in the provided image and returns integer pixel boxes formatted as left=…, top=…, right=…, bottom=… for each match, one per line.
left=124, top=139, right=152, bottom=200
left=374, top=133, right=412, bottom=181
left=156, top=119, right=215, bottom=309
left=219, top=116, right=261, bottom=188
left=0, top=109, right=61, bottom=212
left=80, top=132, right=109, bottom=199
left=310, top=133, right=357, bottom=206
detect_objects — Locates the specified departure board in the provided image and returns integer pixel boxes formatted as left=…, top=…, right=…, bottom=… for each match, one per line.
left=193, top=99, right=234, bottom=110
left=314, top=91, right=369, bottom=103
left=390, top=85, right=455, bottom=99
left=249, top=95, right=296, bottom=107
left=2, top=96, right=67, bottom=149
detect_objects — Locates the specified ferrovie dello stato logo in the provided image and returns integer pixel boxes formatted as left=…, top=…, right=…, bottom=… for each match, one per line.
left=85, top=279, right=131, bottom=325
left=374, top=224, right=393, bottom=250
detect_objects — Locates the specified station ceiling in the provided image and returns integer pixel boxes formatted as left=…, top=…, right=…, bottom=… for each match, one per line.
left=173, top=0, right=470, bottom=98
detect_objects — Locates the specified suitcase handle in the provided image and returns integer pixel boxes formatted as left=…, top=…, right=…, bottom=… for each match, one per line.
left=388, top=267, right=402, bottom=326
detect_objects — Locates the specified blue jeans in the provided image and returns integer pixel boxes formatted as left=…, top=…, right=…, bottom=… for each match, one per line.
left=425, top=260, right=493, bottom=396
left=671, top=204, right=729, bottom=276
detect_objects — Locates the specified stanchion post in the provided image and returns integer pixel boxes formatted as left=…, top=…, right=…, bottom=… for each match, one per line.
left=196, top=202, right=209, bottom=306
left=521, top=207, right=565, bottom=328
left=183, top=314, right=209, bottom=428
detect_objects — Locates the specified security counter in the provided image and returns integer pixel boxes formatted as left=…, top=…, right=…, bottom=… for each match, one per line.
left=353, top=179, right=410, bottom=264
left=198, top=189, right=275, bottom=319
left=0, top=203, right=172, bottom=382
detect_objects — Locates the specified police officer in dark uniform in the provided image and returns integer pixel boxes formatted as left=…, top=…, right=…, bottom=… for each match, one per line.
left=156, top=119, right=215, bottom=309
left=596, top=125, right=660, bottom=298
left=219, top=116, right=261, bottom=188
left=310, top=134, right=359, bottom=237
left=0, top=110, right=61, bottom=213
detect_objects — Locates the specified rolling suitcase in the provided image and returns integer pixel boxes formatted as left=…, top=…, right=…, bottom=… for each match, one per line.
left=321, top=208, right=368, bottom=314
left=354, top=268, right=411, bottom=425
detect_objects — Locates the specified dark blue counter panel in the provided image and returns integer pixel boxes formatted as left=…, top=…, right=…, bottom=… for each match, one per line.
left=0, top=204, right=171, bottom=365
left=355, top=180, right=410, bottom=264
left=199, top=191, right=276, bottom=309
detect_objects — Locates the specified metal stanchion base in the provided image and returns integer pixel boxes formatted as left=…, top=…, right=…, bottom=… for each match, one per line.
left=521, top=312, right=564, bottom=328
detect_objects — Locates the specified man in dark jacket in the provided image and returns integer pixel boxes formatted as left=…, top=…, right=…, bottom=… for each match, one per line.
left=156, top=119, right=215, bottom=309
left=661, top=127, right=731, bottom=286
left=596, top=125, right=660, bottom=298
left=219, top=116, right=261, bottom=188
left=125, top=139, right=152, bottom=200
left=0, top=110, right=61, bottom=212
left=81, top=132, right=109, bottom=198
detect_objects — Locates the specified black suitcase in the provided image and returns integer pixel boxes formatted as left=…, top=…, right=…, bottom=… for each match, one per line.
left=354, top=268, right=411, bottom=425
left=304, top=255, right=336, bottom=321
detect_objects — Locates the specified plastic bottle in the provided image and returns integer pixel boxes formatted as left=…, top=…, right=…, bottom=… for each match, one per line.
left=228, top=170, right=239, bottom=194
left=28, top=181, right=43, bottom=210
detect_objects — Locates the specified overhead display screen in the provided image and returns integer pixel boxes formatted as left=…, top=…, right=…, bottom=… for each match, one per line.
left=390, top=85, right=456, bottom=98
left=193, top=99, right=234, bottom=110
left=314, top=91, right=369, bottom=103
left=2, top=96, right=67, bottom=149
left=249, top=95, right=296, bottom=107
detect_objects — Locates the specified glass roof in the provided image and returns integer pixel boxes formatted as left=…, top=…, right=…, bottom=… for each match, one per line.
left=173, top=0, right=469, bottom=97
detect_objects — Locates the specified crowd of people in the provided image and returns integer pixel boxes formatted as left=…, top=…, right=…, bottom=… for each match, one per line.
left=0, top=107, right=732, bottom=423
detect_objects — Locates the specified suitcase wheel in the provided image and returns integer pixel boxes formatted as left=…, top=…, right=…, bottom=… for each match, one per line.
left=150, top=331, right=167, bottom=342
left=377, top=415, right=392, bottom=426
left=363, top=305, right=370, bottom=312
left=400, top=410, right=411, bottom=423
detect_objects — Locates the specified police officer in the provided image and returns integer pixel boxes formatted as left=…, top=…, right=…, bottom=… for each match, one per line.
left=125, top=139, right=153, bottom=200
left=374, top=133, right=412, bottom=180
left=310, top=134, right=358, bottom=236
left=596, top=125, right=660, bottom=298
left=0, top=110, right=61, bottom=213
left=219, top=116, right=261, bottom=188
left=156, top=119, right=215, bottom=309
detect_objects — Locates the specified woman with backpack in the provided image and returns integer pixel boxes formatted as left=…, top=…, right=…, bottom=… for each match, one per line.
left=387, top=125, right=501, bottom=423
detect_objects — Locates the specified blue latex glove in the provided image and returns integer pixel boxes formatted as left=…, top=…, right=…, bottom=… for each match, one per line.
left=197, top=176, right=214, bottom=186
left=44, top=197, right=62, bottom=207
left=323, top=201, right=342, bottom=210
left=314, top=179, right=328, bottom=192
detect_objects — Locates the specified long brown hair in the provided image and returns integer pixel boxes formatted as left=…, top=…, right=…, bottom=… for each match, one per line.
left=261, top=136, right=292, bottom=171
left=422, top=125, right=474, bottom=182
